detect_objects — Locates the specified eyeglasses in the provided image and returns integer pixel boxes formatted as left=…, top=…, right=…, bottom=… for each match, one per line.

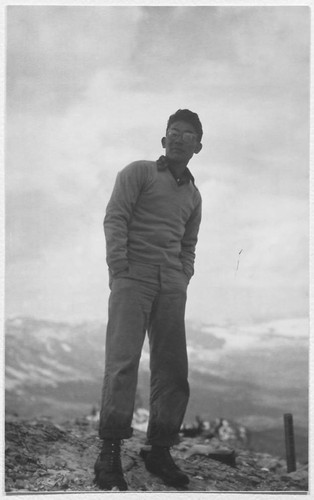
left=166, top=129, right=198, bottom=145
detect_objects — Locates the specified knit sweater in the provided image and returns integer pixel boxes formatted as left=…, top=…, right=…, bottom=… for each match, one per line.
left=104, top=156, right=202, bottom=281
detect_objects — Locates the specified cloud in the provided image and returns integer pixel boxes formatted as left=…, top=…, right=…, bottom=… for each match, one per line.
left=7, top=6, right=144, bottom=111
left=5, top=6, right=310, bottom=323
left=195, top=176, right=308, bottom=283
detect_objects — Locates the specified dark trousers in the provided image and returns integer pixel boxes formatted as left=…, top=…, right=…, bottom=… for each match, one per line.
left=99, top=261, right=189, bottom=447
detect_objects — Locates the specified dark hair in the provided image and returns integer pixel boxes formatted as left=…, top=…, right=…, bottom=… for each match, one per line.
left=166, top=109, right=203, bottom=142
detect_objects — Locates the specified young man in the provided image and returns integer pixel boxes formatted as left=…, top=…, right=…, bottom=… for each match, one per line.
left=95, top=109, right=203, bottom=490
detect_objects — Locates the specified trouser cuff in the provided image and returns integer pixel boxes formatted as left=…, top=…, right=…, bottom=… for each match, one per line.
left=145, top=434, right=181, bottom=447
left=99, top=427, right=133, bottom=440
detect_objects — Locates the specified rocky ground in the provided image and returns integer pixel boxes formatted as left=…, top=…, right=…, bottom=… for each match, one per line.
left=4, top=415, right=308, bottom=493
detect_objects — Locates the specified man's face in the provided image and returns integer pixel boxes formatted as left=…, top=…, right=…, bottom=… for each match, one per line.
left=162, top=120, right=202, bottom=165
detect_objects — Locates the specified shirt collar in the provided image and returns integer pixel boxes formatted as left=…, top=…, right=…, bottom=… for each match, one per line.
left=156, top=155, right=195, bottom=186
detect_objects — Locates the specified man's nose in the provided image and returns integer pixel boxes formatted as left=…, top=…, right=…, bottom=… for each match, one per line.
left=174, top=133, right=184, bottom=143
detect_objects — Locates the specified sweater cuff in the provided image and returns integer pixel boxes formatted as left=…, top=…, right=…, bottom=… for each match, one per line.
left=182, top=268, right=193, bottom=283
left=108, top=260, right=129, bottom=276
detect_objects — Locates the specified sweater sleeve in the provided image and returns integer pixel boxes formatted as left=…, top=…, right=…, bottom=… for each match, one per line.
left=104, top=162, right=147, bottom=275
left=180, top=195, right=202, bottom=281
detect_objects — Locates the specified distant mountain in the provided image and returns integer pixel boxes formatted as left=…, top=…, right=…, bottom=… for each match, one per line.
left=5, top=317, right=107, bottom=419
left=5, top=316, right=308, bottom=462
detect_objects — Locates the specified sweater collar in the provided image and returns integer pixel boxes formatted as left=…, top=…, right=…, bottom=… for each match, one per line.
left=156, top=155, right=195, bottom=186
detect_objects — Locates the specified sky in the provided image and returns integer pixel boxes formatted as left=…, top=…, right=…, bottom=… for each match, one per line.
left=4, top=5, right=310, bottom=326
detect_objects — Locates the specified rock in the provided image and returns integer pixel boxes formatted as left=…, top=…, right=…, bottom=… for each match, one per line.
left=55, top=458, right=67, bottom=468
left=185, top=443, right=217, bottom=457
left=280, top=465, right=308, bottom=489
left=15, top=480, right=26, bottom=489
left=4, top=416, right=308, bottom=493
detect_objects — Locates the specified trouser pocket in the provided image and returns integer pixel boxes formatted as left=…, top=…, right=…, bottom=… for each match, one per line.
left=108, top=266, right=130, bottom=289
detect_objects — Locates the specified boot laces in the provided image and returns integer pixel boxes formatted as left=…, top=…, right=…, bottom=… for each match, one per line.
left=100, top=440, right=123, bottom=472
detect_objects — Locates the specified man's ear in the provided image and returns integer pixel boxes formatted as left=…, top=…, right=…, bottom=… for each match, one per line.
left=161, top=137, right=166, bottom=148
left=194, top=142, right=203, bottom=154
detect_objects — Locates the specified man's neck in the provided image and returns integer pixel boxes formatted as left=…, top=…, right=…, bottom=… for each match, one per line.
left=166, top=158, right=188, bottom=178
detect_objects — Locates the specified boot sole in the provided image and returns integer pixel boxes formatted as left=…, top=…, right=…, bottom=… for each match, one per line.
left=94, top=462, right=128, bottom=490
left=145, top=463, right=189, bottom=487
left=94, top=472, right=128, bottom=491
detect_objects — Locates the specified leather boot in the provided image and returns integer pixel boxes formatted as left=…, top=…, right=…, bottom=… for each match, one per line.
left=94, top=439, right=128, bottom=491
left=141, top=445, right=189, bottom=487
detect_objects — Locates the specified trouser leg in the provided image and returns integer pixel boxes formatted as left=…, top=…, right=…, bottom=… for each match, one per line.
left=99, top=277, right=147, bottom=440
left=146, top=271, right=189, bottom=447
